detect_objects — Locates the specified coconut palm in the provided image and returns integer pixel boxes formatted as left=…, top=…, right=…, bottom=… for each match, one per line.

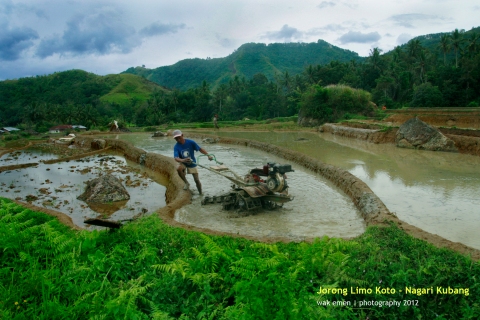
left=406, top=39, right=422, bottom=61
left=438, top=34, right=450, bottom=65
left=450, top=29, right=465, bottom=68
left=368, top=47, right=383, bottom=72
left=466, top=32, right=479, bottom=58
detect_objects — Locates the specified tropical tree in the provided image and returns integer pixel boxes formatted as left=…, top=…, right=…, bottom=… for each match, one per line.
left=368, top=47, right=384, bottom=72
left=465, top=32, right=480, bottom=58
left=410, top=82, right=443, bottom=107
left=450, top=29, right=465, bottom=68
left=438, top=34, right=451, bottom=65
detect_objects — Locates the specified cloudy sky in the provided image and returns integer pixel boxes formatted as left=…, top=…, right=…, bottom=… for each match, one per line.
left=1, top=0, right=478, bottom=81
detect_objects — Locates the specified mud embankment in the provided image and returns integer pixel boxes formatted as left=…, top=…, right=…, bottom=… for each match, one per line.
left=321, top=123, right=397, bottom=144
left=322, top=122, right=480, bottom=157
left=384, top=109, right=480, bottom=129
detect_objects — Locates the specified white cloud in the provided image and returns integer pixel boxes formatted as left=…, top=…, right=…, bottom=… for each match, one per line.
left=338, top=31, right=381, bottom=44
left=317, top=1, right=336, bottom=9
left=397, top=33, right=414, bottom=46
left=262, top=25, right=304, bottom=41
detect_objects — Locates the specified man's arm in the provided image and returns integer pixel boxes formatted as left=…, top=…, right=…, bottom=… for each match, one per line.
left=199, top=148, right=213, bottom=160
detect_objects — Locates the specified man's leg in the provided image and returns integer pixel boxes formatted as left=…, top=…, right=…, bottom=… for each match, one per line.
left=177, top=164, right=190, bottom=189
left=192, top=173, right=202, bottom=195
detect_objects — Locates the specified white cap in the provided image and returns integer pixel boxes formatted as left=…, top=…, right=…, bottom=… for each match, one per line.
left=173, top=129, right=182, bottom=138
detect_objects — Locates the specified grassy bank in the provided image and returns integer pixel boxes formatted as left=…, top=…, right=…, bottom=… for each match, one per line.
left=1, top=197, right=478, bottom=319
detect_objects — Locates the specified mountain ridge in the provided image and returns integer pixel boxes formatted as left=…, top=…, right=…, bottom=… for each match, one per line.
left=122, top=40, right=363, bottom=90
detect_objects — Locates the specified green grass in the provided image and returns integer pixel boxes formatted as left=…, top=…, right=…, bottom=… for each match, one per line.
left=1, top=197, right=479, bottom=319
left=99, top=74, right=167, bottom=105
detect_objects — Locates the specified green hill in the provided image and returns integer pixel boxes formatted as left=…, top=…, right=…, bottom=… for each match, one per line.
left=387, top=26, right=480, bottom=59
left=99, top=73, right=168, bottom=105
left=0, top=70, right=166, bottom=126
left=0, top=70, right=165, bottom=107
left=122, top=40, right=363, bottom=90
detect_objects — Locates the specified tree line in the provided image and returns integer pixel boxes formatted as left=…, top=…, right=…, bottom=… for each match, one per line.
left=128, top=28, right=480, bottom=126
left=0, top=28, right=479, bottom=132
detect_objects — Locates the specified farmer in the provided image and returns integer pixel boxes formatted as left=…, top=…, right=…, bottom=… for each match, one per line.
left=213, top=114, right=219, bottom=129
left=173, top=129, right=213, bottom=194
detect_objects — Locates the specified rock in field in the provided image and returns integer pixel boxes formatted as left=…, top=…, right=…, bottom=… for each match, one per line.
left=77, top=174, right=130, bottom=203
left=396, top=117, right=458, bottom=152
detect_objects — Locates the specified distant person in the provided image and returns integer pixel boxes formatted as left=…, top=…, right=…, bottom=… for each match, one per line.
left=213, top=114, right=219, bottom=129
left=173, top=129, right=213, bottom=194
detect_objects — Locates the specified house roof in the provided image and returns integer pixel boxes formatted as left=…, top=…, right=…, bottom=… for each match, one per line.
left=72, top=125, right=87, bottom=129
left=2, top=127, right=20, bottom=131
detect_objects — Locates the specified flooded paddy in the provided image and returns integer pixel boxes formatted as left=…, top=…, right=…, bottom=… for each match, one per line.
left=112, top=133, right=366, bottom=241
left=0, top=148, right=167, bottom=228
left=200, top=131, right=480, bottom=250
left=6, top=130, right=479, bottom=250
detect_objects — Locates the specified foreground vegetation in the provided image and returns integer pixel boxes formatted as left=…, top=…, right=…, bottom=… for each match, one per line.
left=1, top=197, right=478, bottom=319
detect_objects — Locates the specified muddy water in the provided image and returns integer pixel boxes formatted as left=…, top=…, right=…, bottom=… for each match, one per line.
left=199, top=131, right=480, bottom=250
left=114, top=133, right=365, bottom=241
left=0, top=149, right=167, bottom=228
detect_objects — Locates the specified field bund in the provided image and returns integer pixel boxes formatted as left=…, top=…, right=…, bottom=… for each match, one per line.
left=69, top=134, right=480, bottom=259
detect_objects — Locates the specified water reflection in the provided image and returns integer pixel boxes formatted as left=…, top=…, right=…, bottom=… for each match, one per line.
left=0, top=150, right=167, bottom=228
left=113, top=133, right=365, bottom=240
left=203, top=131, right=480, bottom=250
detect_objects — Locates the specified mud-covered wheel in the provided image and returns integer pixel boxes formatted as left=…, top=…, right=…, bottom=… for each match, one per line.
left=222, top=194, right=236, bottom=210
left=201, top=196, right=211, bottom=205
left=262, top=200, right=275, bottom=210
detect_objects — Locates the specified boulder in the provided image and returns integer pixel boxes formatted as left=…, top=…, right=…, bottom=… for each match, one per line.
left=152, top=131, right=166, bottom=137
left=396, top=117, right=458, bottom=152
left=77, top=174, right=130, bottom=203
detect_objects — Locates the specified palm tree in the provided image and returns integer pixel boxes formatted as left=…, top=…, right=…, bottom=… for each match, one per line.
left=415, top=50, right=428, bottom=83
left=213, top=84, right=228, bottom=112
left=47, top=104, right=61, bottom=123
left=304, top=65, right=316, bottom=85
left=438, top=34, right=450, bottom=65
left=368, top=47, right=383, bottom=72
left=171, top=89, right=180, bottom=113
left=281, top=71, right=293, bottom=93
left=406, top=39, right=422, bottom=61
left=466, top=32, right=479, bottom=58
left=450, top=29, right=465, bottom=68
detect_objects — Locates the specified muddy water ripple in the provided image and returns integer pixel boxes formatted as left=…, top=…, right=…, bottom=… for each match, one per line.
left=201, top=131, right=480, bottom=250
left=113, top=133, right=365, bottom=241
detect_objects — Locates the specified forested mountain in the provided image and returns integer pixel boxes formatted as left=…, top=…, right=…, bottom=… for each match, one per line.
left=122, top=40, right=363, bottom=90
left=0, top=70, right=166, bottom=129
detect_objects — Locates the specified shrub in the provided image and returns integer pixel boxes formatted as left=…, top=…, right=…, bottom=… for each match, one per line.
left=467, top=101, right=479, bottom=107
left=410, top=82, right=444, bottom=108
left=143, top=126, right=158, bottom=132
left=3, top=134, right=19, bottom=141
left=300, top=84, right=373, bottom=124
left=19, top=131, right=31, bottom=138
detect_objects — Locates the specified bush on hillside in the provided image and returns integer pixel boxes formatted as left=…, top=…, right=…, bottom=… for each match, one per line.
left=410, top=82, right=444, bottom=108
left=299, top=84, right=373, bottom=124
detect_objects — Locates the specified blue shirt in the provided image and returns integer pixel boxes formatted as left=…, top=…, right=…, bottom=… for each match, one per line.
left=174, top=139, right=201, bottom=167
